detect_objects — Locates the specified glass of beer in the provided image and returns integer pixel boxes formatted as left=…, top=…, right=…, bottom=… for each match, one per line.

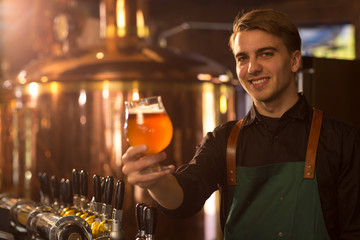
left=124, top=96, right=173, bottom=173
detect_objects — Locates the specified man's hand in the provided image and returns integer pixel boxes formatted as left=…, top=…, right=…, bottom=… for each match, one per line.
left=121, top=145, right=183, bottom=209
left=121, top=145, right=175, bottom=189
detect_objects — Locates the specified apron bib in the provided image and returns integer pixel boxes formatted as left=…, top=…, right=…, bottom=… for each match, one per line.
left=224, top=162, right=330, bottom=240
left=224, top=109, right=330, bottom=239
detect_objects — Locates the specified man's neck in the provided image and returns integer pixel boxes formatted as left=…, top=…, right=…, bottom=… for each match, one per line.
left=254, top=92, right=299, bottom=118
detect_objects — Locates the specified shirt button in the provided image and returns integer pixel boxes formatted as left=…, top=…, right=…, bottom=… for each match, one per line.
left=274, top=135, right=279, bottom=140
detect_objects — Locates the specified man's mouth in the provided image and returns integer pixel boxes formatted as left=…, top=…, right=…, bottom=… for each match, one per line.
left=249, top=77, right=270, bottom=85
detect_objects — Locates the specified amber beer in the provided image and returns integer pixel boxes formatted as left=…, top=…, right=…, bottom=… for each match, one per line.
left=125, top=96, right=173, bottom=154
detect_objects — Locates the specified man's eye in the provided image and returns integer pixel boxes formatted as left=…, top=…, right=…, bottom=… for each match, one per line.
left=262, top=52, right=274, bottom=57
left=237, top=56, right=248, bottom=62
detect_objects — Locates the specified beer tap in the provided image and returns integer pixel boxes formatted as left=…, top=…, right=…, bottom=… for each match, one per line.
left=38, top=172, right=45, bottom=204
left=50, top=175, right=60, bottom=212
left=144, top=206, right=157, bottom=240
left=111, top=180, right=125, bottom=239
left=92, top=176, right=114, bottom=238
left=38, top=172, right=51, bottom=205
left=84, top=174, right=103, bottom=225
left=72, top=169, right=81, bottom=209
left=42, top=173, right=51, bottom=206
left=59, top=178, right=67, bottom=211
left=135, top=203, right=147, bottom=240
left=92, top=174, right=103, bottom=214
left=61, top=178, right=76, bottom=216
left=101, top=176, right=106, bottom=196
left=1, top=193, right=92, bottom=240
left=65, top=178, right=74, bottom=207
left=79, top=170, right=89, bottom=211
left=112, top=180, right=125, bottom=221
left=102, top=176, right=114, bottom=220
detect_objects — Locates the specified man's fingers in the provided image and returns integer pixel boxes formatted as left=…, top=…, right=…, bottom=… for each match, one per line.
left=122, top=152, right=167, bottom=175
left=122, top=145, right=147, bottom=163
left=127, top=165, right=175, bottom=188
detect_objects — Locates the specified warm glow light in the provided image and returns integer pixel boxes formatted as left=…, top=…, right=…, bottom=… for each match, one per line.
left=15, top=87, right=22, bottom=98
left=202, top=83, right=215, bottom=132
left=50, top=82, right=59, bottom=94
left=25, top=171, right=32, bottom=181
left=96, top=52, right=105, bottom=59
left=107, top=21, right=116, bottom=38
left=136, top=10, right=147, bottom=37
left=103, top=80, right=110, bottom=99
left=28, top=82, right=39, bottom=97
left=18, top=70, right=27, bottom=84
left=132, top=89, right=139, bottom=101
left=220, top=94, right=227, bottom=114
left=114, top=94, right=123, bottom=166
left=40, top=76, right=49, bottom=83
left=80, top=115, right=87, bottom=125
left=197, top=73, right=212, bottom=81
left=220, top=85, right=228, bottom=114
left=117, top=0, right=126, bottom=37
left=202, top=83, right=217, bottom=240
left=78, top=90, right=87, bottom=106
left=219, top=74, right=230, bottom=82
left=204, top=192, right=217, bottom=215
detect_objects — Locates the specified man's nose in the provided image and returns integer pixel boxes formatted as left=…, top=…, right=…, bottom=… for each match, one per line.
left=248, top=59, right=262, bottom=74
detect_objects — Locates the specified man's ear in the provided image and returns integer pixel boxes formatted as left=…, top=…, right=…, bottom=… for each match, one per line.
left=291, top=50, right=301, bottom=73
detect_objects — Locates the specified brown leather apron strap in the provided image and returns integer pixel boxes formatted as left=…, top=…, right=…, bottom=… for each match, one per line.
left=226, top=118, right=244, bottom=185
left=303, top=108, right=323, bottom=179
left=226, top=108, right=323, bottom=185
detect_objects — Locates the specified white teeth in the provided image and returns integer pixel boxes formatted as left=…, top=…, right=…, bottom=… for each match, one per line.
left=251, top=78, right=267, bottom=85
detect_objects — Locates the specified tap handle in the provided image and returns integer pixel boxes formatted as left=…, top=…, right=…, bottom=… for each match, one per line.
left=104, top=176, right=114, bottom=205
left=93, top=174, right=102, bottom=202
left=59, top=178, right=66, bottom=206
left=144, top=206, right=157, bottom=236
left=79, top=170, right=88, bottom=198
left=101, top=176, right=106, bottom=196
left=136, top=203, right=146, bottom=231
left=72, top=169, right=80, bottom=195
left=114, top=180, right=125, bottom=210
left=65, top=179, right=73, bottom=205
left=50, top=175, right=60, bottom=201
left=38, top=172, right=45, bottom=195
left=42, top=173, right=51, bottom=197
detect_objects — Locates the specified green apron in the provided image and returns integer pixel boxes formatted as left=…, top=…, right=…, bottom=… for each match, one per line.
left=223, top=162, right=331, bottom=239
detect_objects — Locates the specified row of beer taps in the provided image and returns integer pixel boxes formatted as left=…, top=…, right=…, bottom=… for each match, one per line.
left=0, top=169, right=158, bottom=240
left=38, top=169, right=158, bottom=239
left=37, top=169, right=125, bottom=239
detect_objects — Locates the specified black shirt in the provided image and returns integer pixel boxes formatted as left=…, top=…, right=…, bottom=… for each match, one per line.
left=160, top=95, right=360, bottom=239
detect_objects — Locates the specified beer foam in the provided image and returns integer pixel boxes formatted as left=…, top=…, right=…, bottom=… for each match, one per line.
left=127, top=106, right=165, bottom=114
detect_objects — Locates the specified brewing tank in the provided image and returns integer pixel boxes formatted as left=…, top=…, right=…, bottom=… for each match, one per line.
left=1, top=0, right=238, bottom=239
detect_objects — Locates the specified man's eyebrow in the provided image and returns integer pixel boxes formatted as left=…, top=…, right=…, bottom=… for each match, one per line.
left=235, top=46, right=279, bottom=58
left=234, top=52, right=247, bottom=59
left=256, top=46, right=278, bottom=53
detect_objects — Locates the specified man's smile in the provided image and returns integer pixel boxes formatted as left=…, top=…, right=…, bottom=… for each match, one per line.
left=248, top=77, right=270, bottom=88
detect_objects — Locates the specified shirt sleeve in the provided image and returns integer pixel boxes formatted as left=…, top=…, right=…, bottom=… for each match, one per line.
left=337, top=125, right=360, bottom=239
left=157, top=122, right=234, bottom=218
left=317, top=115, right=360, bottom=239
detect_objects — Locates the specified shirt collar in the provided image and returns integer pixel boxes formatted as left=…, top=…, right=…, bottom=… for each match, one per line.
left=244, top=93, right=310, bottom=126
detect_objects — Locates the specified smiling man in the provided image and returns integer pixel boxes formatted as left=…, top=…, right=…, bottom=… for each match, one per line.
left=233, top=29, right=301, bottom=118
left=121, top=9, right=360, bottom=239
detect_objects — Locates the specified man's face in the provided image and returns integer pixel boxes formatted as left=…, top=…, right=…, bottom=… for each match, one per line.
left=233, top=30, right=301, bottom=105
